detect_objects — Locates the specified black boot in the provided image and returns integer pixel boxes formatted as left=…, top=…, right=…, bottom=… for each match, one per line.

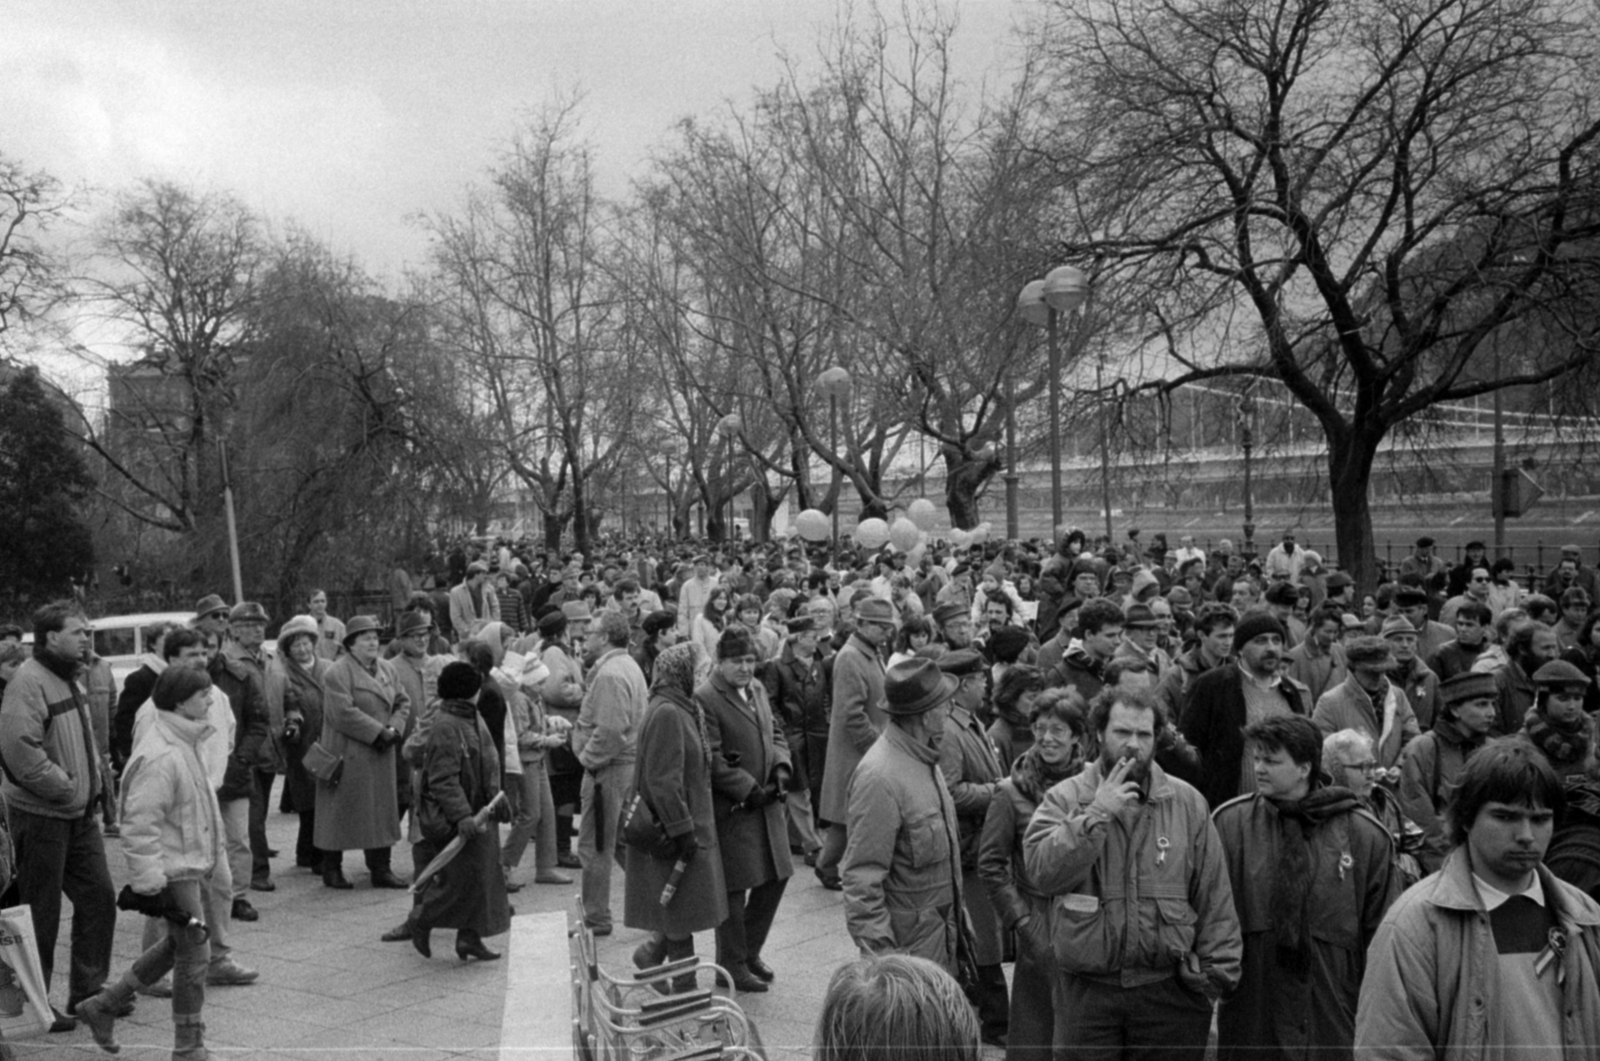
left=632, top=932, right=667, bottom=972
left=663, top=936, right=698, bottom=994
left=456, top=929, right=500, bottom=962
left=323, top=864, right=353, bottom=890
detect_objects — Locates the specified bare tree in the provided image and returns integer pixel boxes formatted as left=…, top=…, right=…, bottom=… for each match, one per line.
left=1024, top=0, right=1600, bottom=587
left=71, top=180, right=264, bottom=545
left=0, top=152, right=68, bottom=343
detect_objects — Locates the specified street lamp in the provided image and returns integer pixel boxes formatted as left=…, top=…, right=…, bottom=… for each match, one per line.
left=816, top=366, right=853, bottom=558
left=1018, top=265, right=1090, bottom=537
left=1238, top=387, right=1257, bottom=555
left=716, top=413, right=742, bottom=544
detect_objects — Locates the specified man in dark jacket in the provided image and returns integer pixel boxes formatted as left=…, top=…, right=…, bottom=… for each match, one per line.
left=1046, top=598, right=1122, bottom=705
left=702, top=629, right=793, bottom=993
left=0, top=601, right=120, bottom=1033
left=1180, top=613, right=1310, bottom=811
left=209, top=628, right=271, bottom=923
left=1213, top=715, right=1397, bottom=1059
left=760, top=615, right=829, bottom=866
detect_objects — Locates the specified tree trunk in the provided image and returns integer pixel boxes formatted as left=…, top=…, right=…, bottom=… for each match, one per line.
left=1328, top=434, right=1381, bottom=595
left=571, top=472, right=590, bottom=554
left=542, top=511, right=566, bottom=552
left=942, top=451, right=998, bottom=530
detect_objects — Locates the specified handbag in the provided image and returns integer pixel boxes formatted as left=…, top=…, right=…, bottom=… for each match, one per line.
left=301, top=741, right=344, bottom=786
left=0, top=904, right=55, bottom=1039
left=620, top=791, right=676, bottom=859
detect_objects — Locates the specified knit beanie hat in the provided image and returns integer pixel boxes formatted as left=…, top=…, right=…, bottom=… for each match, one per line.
left=1232, top=611, right=1288, bottom=654
left=438, top=661, right=483, bottom=701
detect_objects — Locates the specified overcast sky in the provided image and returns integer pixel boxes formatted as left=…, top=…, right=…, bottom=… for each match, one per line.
left=3, top=0, right=1029, bottom=282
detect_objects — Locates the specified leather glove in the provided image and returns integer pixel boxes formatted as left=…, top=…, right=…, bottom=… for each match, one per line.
left=671, top=832, right=699, bottom=861
left=457, top=816, right=482, bottom=840
left=743, top=784, right=774, bottom=810
left=117, top=884, right=174, bottom=919
left=769, top=764, right=793, bottom=792
left=493, top=799, right=513, bottom=824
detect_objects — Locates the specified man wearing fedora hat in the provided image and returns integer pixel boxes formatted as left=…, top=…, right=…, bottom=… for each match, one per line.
left=841, top=657, right=962, bottom=971
left=206, top=610, right=272, bottom=923
left=815, top=597, right=896, bottom=890
left=223, top=602, right=280, bottom=895
left=1312, top=636, right=1420, bottom=774
left=193, top=594, right=231, bottom=642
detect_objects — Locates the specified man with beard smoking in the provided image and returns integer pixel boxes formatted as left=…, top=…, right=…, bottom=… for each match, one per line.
left=1024, top=686, right=1241, bottom=1060
left=1179, top=613, right=1311, bottom=812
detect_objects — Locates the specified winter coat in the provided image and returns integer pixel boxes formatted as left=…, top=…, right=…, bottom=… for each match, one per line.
left=573, top=648, right=647, bottom=772
left=1399, top=721, right=1481, bottom=874
left=228, top=642, right=284, bottom=773
left=415, top=698, right=510, bottom=937
left=314, top=653, right=410, bottom=851
left=1046, top=646, right=1106, bottom=705
left=1022, top=759, right=1242, bottom=995
left=762, top=643, right=830, bottom=739
left=939, top=704, right=1002, bottom=869
left=1284, top=640, right=1348, bottom=707
left=978, top=776, right=1050, bottom=945
left=1355, top=848, right=1600, bottom=1058
left=1211, top=791, right=1398, bottom=1060
left=0, top=656, right=104, bottom=819
left=842, top=721, right=962, bottom=971
left=1180, top=664, right=1310, bottom=812
left=1493, top=660, right=1537, bottom=737
left=113, top=656, right=163, bottom=766
left=448, top=580, right=500, bottom=641
left=1393, top=657, right=1441, bottom=732
left=987, top=713, right=1032, bottom=774
left=279, top=655, right=329, bottom=811
left=819, top=634, right=888, bottom=823
left=1157, top=646, right=1224, bottom=722
left=133, top=689, right=235, bottom=791
left=700, top=672, right=794, bottom=893
left=1312, top=675, right=1420, bottom=771
left=624, top=686, right=729, bottom=936
left=118, top=709, right=224, bottom=893
left=83, top=655, right=116, bottom=756
left=209, top=651, right=271, bottom=801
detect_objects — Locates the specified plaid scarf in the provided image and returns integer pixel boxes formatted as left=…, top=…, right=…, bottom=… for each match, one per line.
left=1010, top=743, right=1083, bottom=805
left=1524, top=707, right=1591, bottom=769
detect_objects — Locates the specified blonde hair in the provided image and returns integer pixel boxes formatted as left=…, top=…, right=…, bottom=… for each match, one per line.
left=813, top=955, right=979, bottom=1061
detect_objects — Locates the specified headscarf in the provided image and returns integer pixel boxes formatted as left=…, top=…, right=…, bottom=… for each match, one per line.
left=479, top=622, right=510, bottom=667
left=651, top=641, right=707, bottom=698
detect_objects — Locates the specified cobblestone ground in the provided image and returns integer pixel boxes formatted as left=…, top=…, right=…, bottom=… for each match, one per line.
left=6, top=784, right=1010, bottom=1061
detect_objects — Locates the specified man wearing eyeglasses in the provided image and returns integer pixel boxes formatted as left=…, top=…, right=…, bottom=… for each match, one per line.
left=1439, top=567, right=1496, bottom=629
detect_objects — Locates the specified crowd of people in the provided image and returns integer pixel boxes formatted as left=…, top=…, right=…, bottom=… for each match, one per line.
left=4, top=523, right=1600, bottom=1059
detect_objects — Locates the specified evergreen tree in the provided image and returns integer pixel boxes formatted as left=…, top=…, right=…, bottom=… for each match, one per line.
left=0, top=367, right=96, bottom=607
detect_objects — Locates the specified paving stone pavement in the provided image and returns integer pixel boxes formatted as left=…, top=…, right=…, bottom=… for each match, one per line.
left=6, top=786, right=1009, bottom=1061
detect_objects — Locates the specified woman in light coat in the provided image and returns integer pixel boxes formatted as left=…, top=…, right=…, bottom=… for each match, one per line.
left=73, top=666, right=224, bottom=1060
left=313, top=615, right=411, bottom=889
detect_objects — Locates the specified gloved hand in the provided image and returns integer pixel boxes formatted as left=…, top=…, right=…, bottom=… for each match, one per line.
left=671, top=832, right=699, bottom=862
left=117, top=884, right=174, bottom=919
left=372, top=728, right=400, bottom=751
left=457, top=816, right=482, bottom=840
left=743, top=784, right=775, bottom=810
left=493, top=798, right=513, bottom=824
left=768, top=764, right=793, bottom=792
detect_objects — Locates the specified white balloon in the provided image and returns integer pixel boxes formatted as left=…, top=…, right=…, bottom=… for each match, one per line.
left=795, top=509, right=831, bottom=542
left=907, top=498, right=938, bottom=531
left=889, top=517, right=921, bottom=552
left=855, top=518, right=890, bottom=550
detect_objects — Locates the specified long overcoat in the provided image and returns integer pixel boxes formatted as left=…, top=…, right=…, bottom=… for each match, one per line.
left=818, top=635, right=887, bottom=823
left=699, top=671, right=794, bottom=893
left=415, top=698, right=511, bottom=937
left=314, top=653, right=411, bottom=851
left=623, top=686, right=728, bottom=935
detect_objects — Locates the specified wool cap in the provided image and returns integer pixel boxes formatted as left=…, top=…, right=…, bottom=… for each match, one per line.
left=438, top=661, right=482, bottom=701
left=1232, top=612, right=1287, bottom=653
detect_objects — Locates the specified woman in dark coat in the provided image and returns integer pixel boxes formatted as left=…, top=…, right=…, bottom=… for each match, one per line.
left=276, top=615, right=329, bottom=872
left=413, top=661, right=512, bottom=960
left=624, top=641, right=728, bottom=990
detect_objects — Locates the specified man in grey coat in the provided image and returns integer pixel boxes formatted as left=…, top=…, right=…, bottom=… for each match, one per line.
left=815, top=598, right=895, bottom=889
left=572, top=611, right=648, bottom=935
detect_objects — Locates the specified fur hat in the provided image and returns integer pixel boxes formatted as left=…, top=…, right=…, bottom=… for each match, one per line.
left=1344, top=636, right=1395, bottom=670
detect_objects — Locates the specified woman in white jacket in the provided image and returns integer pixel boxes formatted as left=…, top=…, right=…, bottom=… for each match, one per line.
left=74, top=665, right=224, bottom=1060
